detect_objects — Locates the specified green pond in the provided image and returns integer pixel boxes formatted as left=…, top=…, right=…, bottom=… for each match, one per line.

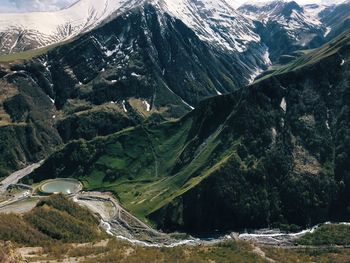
left=40, top=179, right=82, bottom=194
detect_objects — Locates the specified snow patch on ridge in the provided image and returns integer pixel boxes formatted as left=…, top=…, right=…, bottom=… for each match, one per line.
left=122, top=100, right=128, bottom=112
left=324, top=27, right=331, bottom=37
left=143, top=100, right=151, bottom=112
left=215, top=89, right=222, bottom=95
left=48, top=96, right=55, bottom=104
left=248, top=47, right=271, bottom=84
left=280, top=97, right=287, bottom=112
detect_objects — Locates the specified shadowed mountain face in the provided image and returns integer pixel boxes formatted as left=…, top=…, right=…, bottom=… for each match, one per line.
left=321, top=1, right=350, bottom=41
left=26, top=30, right=350, bottom=233
left=45, top=4, right=261, bottom=111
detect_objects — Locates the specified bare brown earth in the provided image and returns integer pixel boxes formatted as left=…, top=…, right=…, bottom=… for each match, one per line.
left=0, top=241, right=26, bottom=263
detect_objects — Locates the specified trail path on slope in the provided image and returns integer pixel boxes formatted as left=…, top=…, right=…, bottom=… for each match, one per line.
left=253, top=245, right=276, bottom=263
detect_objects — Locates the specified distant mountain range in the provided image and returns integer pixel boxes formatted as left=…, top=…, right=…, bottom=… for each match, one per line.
left=1, top=0, right=349, bottom=64
left=239, top=0, right=350, bottom=62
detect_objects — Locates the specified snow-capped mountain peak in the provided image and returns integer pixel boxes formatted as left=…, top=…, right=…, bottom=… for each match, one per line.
left=0, top=0, right=262, bottom=55
left=239, top=1, right=325, bottom=40
left=155, top=0, right=261, bottom=52
left=0, top=0, right=143, bottom=54
left=237, top=0, right=331, bottom=62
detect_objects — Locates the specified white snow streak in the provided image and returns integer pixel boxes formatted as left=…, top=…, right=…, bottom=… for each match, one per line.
left=280, top=97, right=287, bottom=112
left=143, top=100, right=151, bottom=112
left=122, top=100, right=127, bottom=112
left=215, top=89, right=222, bottom=95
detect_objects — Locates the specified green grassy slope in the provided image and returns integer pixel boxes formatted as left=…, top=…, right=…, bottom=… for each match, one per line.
left=298, top=224, right=350, bottom=246
left=27, top=97, right=241, bottom=224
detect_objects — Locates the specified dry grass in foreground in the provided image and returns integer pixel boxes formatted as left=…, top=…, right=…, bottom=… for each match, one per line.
left=12, top=239, right=266, bottom=263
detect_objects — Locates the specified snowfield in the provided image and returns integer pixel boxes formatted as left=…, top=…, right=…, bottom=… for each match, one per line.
left=0, top=0, right=142, bottom=54
left=0, top=0, right=262, bottom=55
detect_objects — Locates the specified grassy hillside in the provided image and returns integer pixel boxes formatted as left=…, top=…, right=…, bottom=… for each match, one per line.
left=77, top=240, right=266, bottom=263
left=298, top=224, right=350, bottom=246
left=6, top=237, right=350, bottom=263
left=0, top=41, right=64, bottom=63
left=0, top=195, right=105, bottom=246
left=26, top=111, right=240, bottom=223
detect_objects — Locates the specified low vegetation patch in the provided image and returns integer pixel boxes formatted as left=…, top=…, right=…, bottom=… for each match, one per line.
left=0, top=194, right=105, bottom=246
left=298, top=224, right=350, bottom=246
left=22, top=239, right=266, bottom=263
left=263, top=246, right=350, bottom=263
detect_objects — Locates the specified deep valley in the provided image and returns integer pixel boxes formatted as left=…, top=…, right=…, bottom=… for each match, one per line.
left=1, top=0, right=350, bottom=262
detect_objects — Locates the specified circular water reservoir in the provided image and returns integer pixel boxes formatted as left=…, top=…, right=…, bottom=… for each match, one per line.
left=39, top=179, right=82, bottom=195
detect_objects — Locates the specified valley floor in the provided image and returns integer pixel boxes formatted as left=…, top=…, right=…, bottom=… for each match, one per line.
left=1, top=165, right=350, bottom=263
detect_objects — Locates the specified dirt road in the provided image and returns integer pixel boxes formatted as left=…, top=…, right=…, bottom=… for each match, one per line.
left=0, top=161, right=43, bottom=193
